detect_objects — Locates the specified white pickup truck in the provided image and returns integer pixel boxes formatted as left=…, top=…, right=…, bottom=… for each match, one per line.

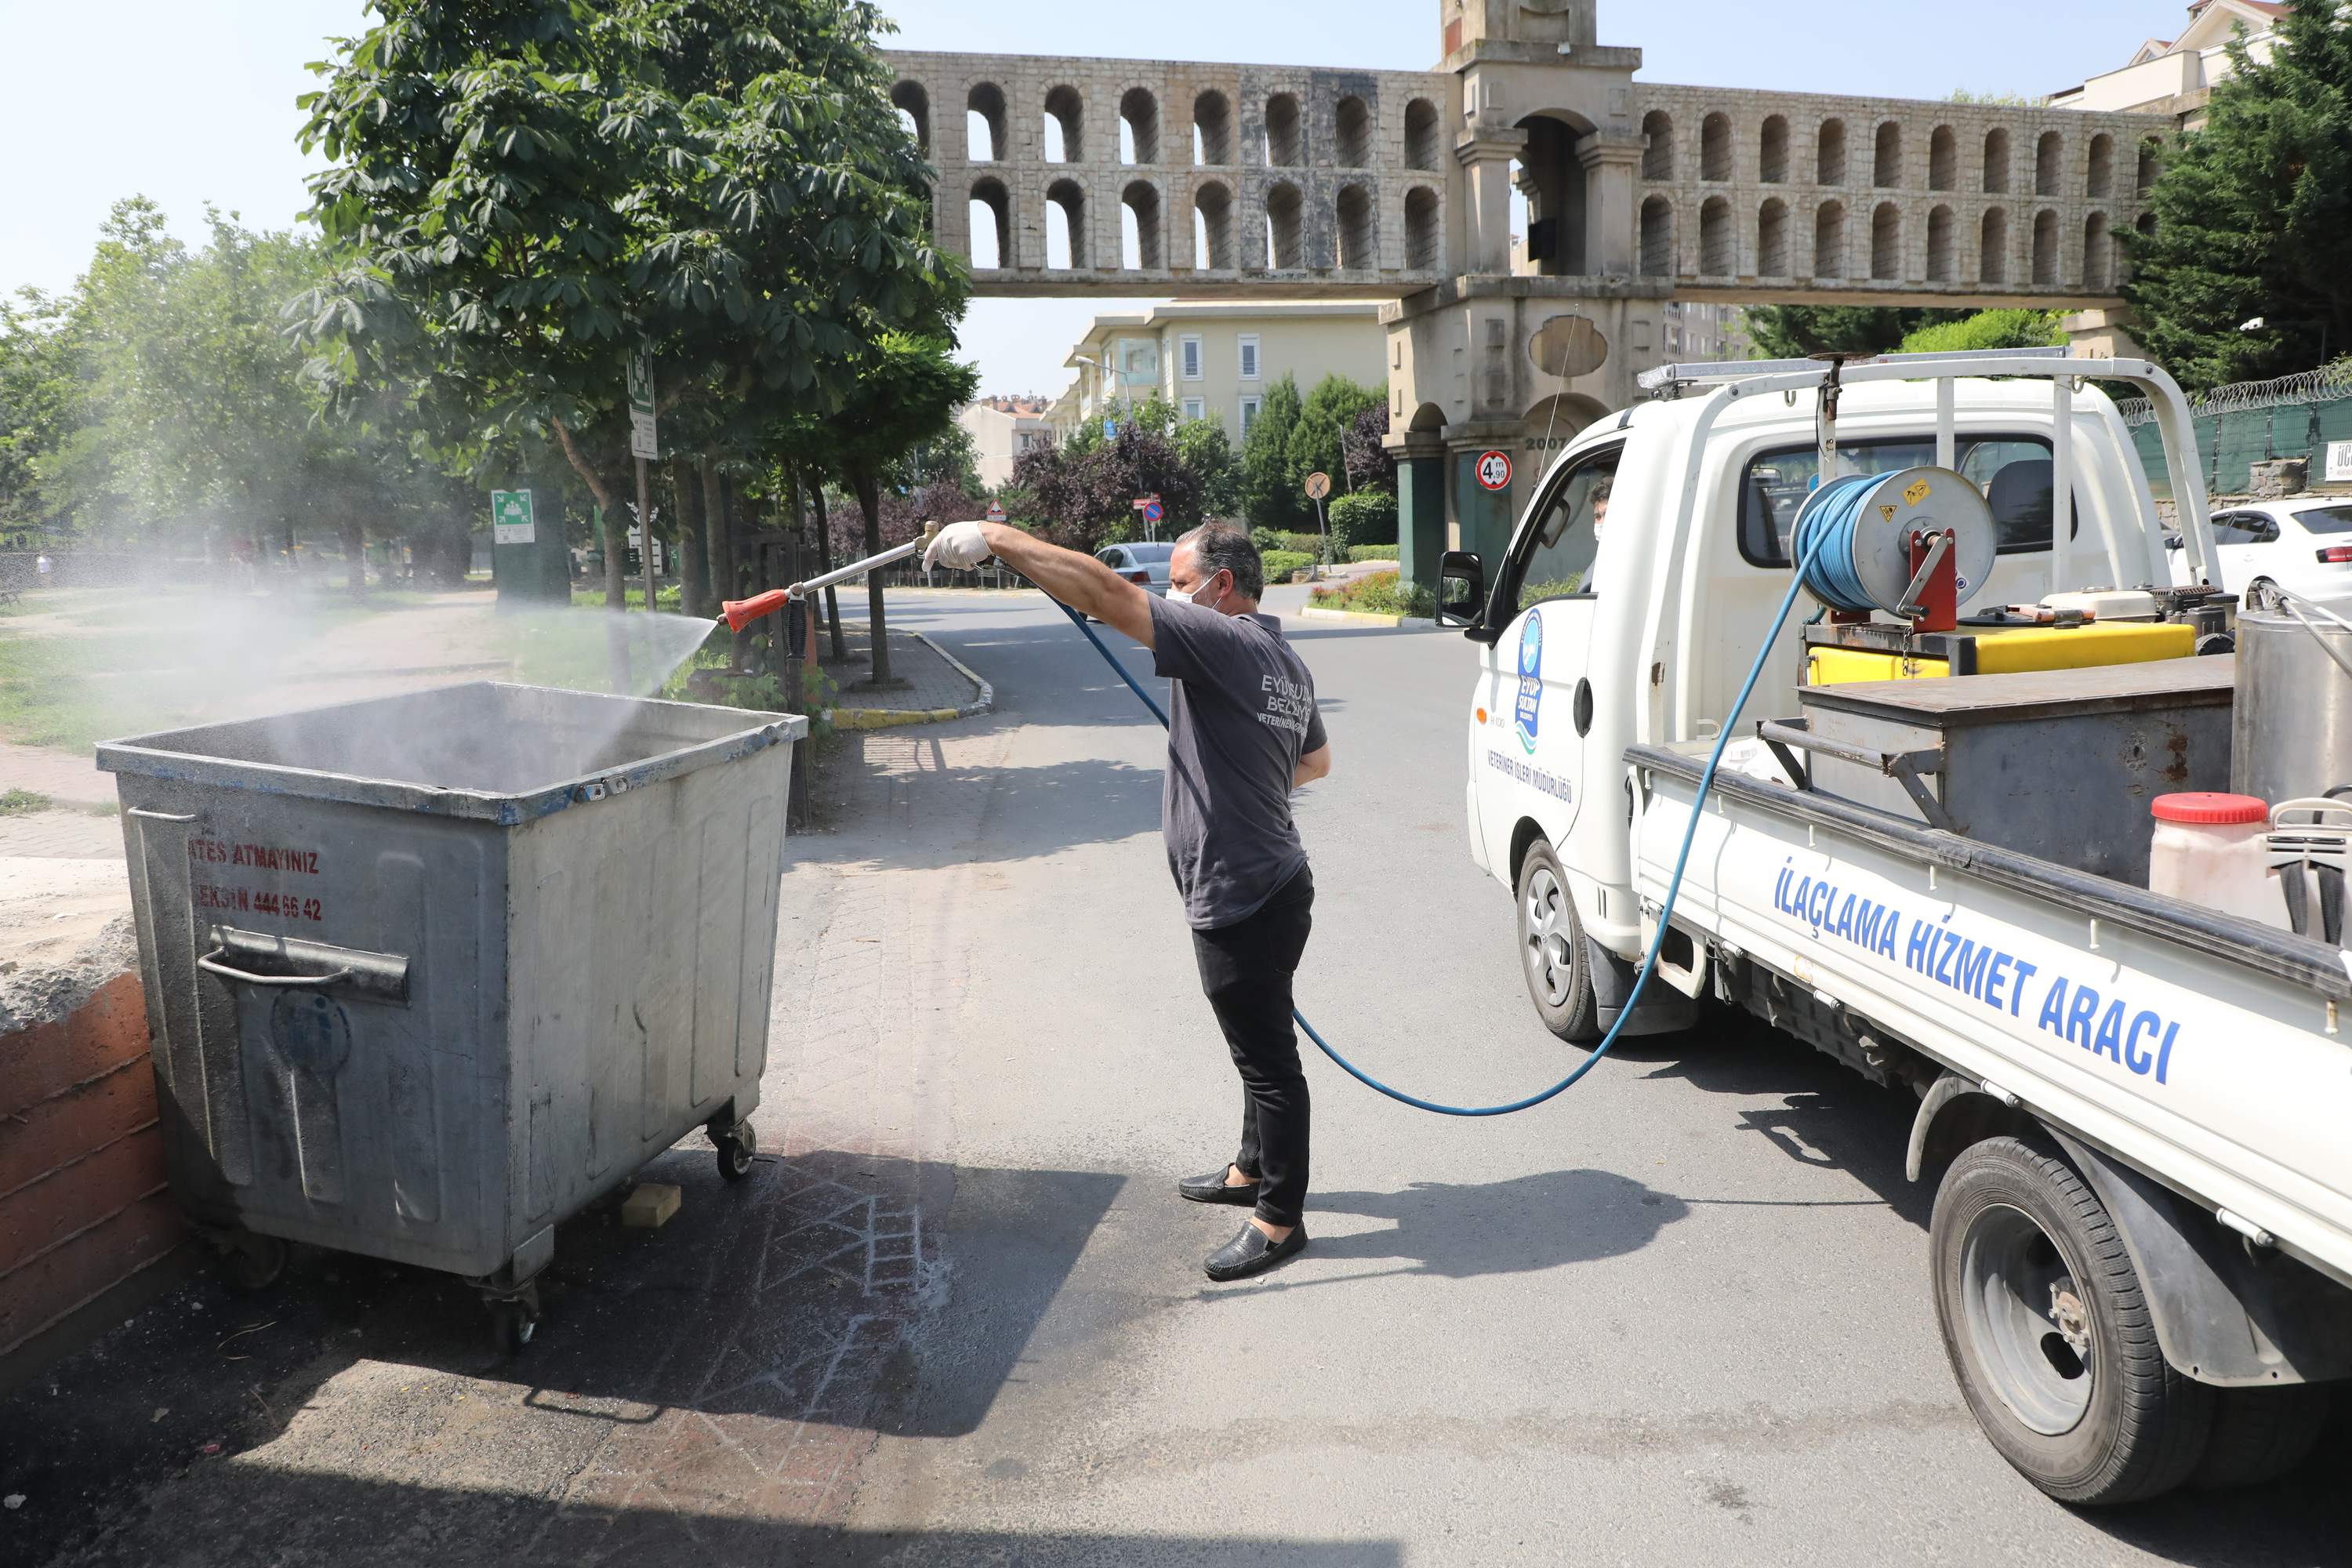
left=1444, top=350, right=2352, bottom=1506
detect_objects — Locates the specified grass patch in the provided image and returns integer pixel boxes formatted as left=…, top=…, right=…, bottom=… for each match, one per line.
left=1308, top=570, right=1435, bottom=619
left=1, top=788, right=53, bottom=815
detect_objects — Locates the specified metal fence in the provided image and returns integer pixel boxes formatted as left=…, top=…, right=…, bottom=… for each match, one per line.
left=2118, top=364, right=2352, bottom=502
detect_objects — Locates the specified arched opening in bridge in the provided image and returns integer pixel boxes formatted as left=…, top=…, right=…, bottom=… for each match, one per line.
left=1641, top=110, right=1674, bottom=180
left=1929, top=125, right=1956, bottom=192
left=2137, top=140, right=2161, bottom=194
left=2088, top=133, right=2114, bottom=198
left=1871, top=201, right=1902, bottom=280
left=1406, top=185, right=1442, bottom=270
left=967, top=83, right=1005, bottom=163
left=1194, top=91, right=1232, bottom=166
left=1518, top=112, right=1591, bottom=276
left=1406, top=99, right=1441, bottom=171
left=1194, top=181, right=1234, bottom=270
left=1337, top=96, right=1373, bottom=169
left=1701, top=114, right=1732, bottom=181
left=1874, top=122, right=1902, bottom=187
left=1122, top=180, right=1163, bottom=269
left=2083, top=211, right=2111, bottom=290
left=1817, top=118, right=1847, bottom=186
left=1760, top=115, right=1788, bottom=183
left=1639, top=195, right=1674, bottom=276
left=1813, top=199, right=1846, bottom=279
left=1700, top=196, right=1733, bottom=275
left=1266, top=180, right=1305, bottom=268
left=1984, top=128, right=2010, bottom=194
left=2136, top=210, right=2158, bottom=241
left=1120, top=89, right=1160, bottom=165
left=1980, top=206, right=2008, bottom=283
left=2032, top=208, right=2059, bottom=284
left=892, top=82, right=929, bottom=152
left=1046, top=179, right=1087, bottom=269
left=1337, top=183, right=1377, bottom=270
left=1758, top=198, right=1788, bottom=275
left=969, top=178, right=1010, bottom=270
left=1044, top=85, right=1083, bottom=162
left=1926, top=205, right=1955, bottom=282
left=2035, top=131, right=2063, bottom=197
left=1524, top=394, right=1609, bottom=458
left=1265, top=93, right=1303, bottom=167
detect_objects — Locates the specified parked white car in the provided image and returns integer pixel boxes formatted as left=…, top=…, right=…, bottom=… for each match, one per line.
left=2172, top=495, right=2352, bottom=601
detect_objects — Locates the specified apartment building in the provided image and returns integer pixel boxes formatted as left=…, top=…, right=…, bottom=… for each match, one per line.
left=1046, top=300, right=1388, bottom=445
left=958, top=395, right=1054, bottom=489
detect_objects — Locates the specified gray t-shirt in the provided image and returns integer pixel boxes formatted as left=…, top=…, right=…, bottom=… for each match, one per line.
left=1149, top=597, right=1327, bottom=930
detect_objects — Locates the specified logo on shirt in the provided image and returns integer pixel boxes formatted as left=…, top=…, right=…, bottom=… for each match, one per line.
left=1515, top=611, right=1543, bottom=754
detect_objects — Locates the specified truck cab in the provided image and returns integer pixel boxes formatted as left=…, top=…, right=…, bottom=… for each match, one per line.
left=1448, top=358, right=2209, bottom=1042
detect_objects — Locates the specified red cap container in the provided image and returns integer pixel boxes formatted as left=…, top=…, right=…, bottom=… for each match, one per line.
left=2151, top=793, right=2270, bottom=826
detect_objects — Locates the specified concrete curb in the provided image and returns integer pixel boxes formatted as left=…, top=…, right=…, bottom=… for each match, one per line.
left=823, top=628, right=993, bottom=731
left=1296, top=607, right=1440, bottom=630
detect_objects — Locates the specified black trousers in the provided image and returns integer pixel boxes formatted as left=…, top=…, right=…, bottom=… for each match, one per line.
left=1190, top=867, right=1315, bottom=1228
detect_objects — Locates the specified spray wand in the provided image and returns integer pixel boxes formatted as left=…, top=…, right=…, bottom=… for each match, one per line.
left=718, top=521, right=942, bottom=634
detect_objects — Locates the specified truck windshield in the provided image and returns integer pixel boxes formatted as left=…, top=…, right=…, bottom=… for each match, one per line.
left=1739, top=435, right=2078, bottom=568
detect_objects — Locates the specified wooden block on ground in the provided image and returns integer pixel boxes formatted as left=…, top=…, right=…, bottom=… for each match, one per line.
left=621, top=1184, right=681, bottom=1229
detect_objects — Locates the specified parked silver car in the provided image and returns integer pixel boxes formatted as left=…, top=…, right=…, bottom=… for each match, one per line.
left=1096, top=541, right=1175, bottom=590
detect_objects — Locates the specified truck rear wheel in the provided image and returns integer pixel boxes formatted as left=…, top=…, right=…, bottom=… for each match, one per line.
left=1930, top=1137, right=2214, bottom=1504
left=1515, top=840, right=1599, bottom=1043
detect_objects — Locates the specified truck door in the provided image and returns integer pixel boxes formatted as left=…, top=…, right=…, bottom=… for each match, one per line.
left=1472, top=443, right=1621, bottom=873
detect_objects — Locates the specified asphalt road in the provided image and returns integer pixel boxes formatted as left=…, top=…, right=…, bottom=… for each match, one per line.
left=843, top=586, right=2351, bottom=1566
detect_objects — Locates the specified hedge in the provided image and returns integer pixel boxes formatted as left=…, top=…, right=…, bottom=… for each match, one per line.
left=1259, top=550, right=1315, bottom=583
left=1327, top=489, right=1398, bottom=549
left=1347, top=545, right=1399, bottom=563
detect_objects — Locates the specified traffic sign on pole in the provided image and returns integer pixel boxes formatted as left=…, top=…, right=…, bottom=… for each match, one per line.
left=1304, top=471, right=1333, bottom=501
left=1142, top=499, right=1165, bottom=526
left=628, top=350, right=659, bottom=461
left=1475, top=450, right=1514, bottom=492
left=985, top=502, right=1007, bottom=524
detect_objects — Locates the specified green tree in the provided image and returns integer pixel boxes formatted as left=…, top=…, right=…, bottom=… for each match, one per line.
left=1898, top=309, right=2069, bottom=354
left=1172, top=416, right=1240, bottom=521
left=1744, top=305, right=1965, bottom=359
left=297, top=0, right=957, bottom=608
left=2125, top=1, right=2352, bottom=390
left=1238, top=374, right=1307, bottom=532
left=1287, top=374, right=1383, bottom=498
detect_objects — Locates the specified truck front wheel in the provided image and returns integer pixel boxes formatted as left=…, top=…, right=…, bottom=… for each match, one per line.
left=1515, top=840, right=1599, bottom=1043
left=1930, top=1137, right=2214, bottom=1504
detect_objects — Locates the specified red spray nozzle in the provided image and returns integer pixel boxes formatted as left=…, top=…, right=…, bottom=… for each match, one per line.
left=720, top=589, right=793, bottom=634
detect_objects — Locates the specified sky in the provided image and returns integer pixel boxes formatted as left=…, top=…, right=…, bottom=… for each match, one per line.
left=0, top=0, right=2183, bottom=398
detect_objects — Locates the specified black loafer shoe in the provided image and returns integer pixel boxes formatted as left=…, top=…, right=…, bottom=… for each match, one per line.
left=1203, top=1222, right=1308, bottom=1282
left=1178, top=1168, right=1261, bottom=1206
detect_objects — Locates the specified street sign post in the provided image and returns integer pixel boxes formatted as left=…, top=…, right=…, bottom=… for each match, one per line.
left=492, top=489, right=535, bottom=545
left=985, top=502, right=1007, bottom=524
left=1305, top=472, right=1334, bottom=570
left=1132, top=493, right=1164, bottom=540
left=627, top=350, right=657, bottom=611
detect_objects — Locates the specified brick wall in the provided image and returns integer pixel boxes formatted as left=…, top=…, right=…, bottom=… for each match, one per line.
left=0, top=974, right=187, bottom=1358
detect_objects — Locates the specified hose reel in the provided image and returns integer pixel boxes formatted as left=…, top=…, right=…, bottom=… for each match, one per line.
left=1791, top=467, right=1998, bottom=634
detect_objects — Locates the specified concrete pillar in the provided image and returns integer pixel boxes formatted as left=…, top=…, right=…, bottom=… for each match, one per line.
left=1577, top=129, right=1643, bottom=279
left=1448, top=424, right=1525, bottom=568
left=1455, top=126, right=1529, bottom=278
left=1388, top=430, right=1447, bottom=593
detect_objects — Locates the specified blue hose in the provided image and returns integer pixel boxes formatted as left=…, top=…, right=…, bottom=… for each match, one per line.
left=1051, top=518, right=1831, bottom=1117
left=1789, top=472, right=1882, bottom=615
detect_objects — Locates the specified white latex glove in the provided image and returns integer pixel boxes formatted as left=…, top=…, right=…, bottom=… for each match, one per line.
left=923, top=521, right=993, bottom=572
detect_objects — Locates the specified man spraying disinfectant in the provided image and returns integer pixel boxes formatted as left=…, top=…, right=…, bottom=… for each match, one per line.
left=925, top=519, right=1333, bottom=1281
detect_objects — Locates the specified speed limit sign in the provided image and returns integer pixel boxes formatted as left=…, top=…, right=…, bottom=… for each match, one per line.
left=1475, top=451, right=1514, bottom=492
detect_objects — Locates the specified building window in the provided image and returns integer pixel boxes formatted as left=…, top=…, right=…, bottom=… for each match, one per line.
left=1240, top=395, right=1263, bottom=435
left=1182, top=397, right=1206, bottom=423
left=1238, top=334, right=1261, bottom=381
left=1180, top=335, right=1203, bottom=381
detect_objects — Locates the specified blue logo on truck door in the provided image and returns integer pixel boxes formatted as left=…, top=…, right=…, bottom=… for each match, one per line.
left=1515, top=612, right=1544, bottom=753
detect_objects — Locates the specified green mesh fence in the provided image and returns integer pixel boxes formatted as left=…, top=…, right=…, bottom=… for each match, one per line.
left=2124, top=368, right=2352, bottom=503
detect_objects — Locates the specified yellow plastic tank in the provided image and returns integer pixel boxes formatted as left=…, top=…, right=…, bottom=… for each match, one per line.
left=1804, top=621, right=2196, bottom=685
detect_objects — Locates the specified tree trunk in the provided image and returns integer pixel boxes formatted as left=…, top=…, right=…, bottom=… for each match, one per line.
left=701, top=456, right=728, bottom=611
left=855, top=470, right=894, bottom=687
left=811, top=480, right=847, bottom=662
left=675, top=459, right=705, bottom=619
left=339, top=521, right=367, bottom=598
left=550, top=416, right=627, bottom=611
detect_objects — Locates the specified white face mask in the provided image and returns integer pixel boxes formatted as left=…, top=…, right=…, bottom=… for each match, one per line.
left=1167, top=577, right=1216, bottom=608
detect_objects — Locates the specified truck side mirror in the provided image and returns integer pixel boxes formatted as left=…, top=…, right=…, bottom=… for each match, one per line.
left=1437, top=550, right=1488, bottom=634
left=2164, top=534, right=2186, bottom=552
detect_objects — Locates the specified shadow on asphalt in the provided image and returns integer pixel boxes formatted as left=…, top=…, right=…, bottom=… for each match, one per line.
left=1303, top=1169, right=1690, bottom=1280
left=1, top=1151, right=1124, bottom=1566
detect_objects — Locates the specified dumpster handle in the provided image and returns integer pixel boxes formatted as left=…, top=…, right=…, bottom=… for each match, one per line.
left=129, top=808, right=200, bottom=823
left=197, top=949, right=354, bottom=990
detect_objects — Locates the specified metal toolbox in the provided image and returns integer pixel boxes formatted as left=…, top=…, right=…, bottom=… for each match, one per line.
left=1769, top=658, right=2236, bottom=886
left=96, top=683, right=805, bottom=1340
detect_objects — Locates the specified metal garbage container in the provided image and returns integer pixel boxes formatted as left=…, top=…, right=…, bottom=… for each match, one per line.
left=96, top=682, right=807, bottom=1346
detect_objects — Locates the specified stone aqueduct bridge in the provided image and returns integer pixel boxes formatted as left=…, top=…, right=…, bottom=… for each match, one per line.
left=880, top=1, right=2169, bottom=577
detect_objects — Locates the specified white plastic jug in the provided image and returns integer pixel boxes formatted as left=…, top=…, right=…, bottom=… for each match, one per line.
left=2149, top=793, right=2289, bottom=931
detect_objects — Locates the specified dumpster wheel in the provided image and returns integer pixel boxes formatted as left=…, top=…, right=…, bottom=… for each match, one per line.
left=713, top=1120, right=759, bottom=1183
left=215, top=1230, right=289, bottom=1294
left=485, top=1283, right=543, bottom=1359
